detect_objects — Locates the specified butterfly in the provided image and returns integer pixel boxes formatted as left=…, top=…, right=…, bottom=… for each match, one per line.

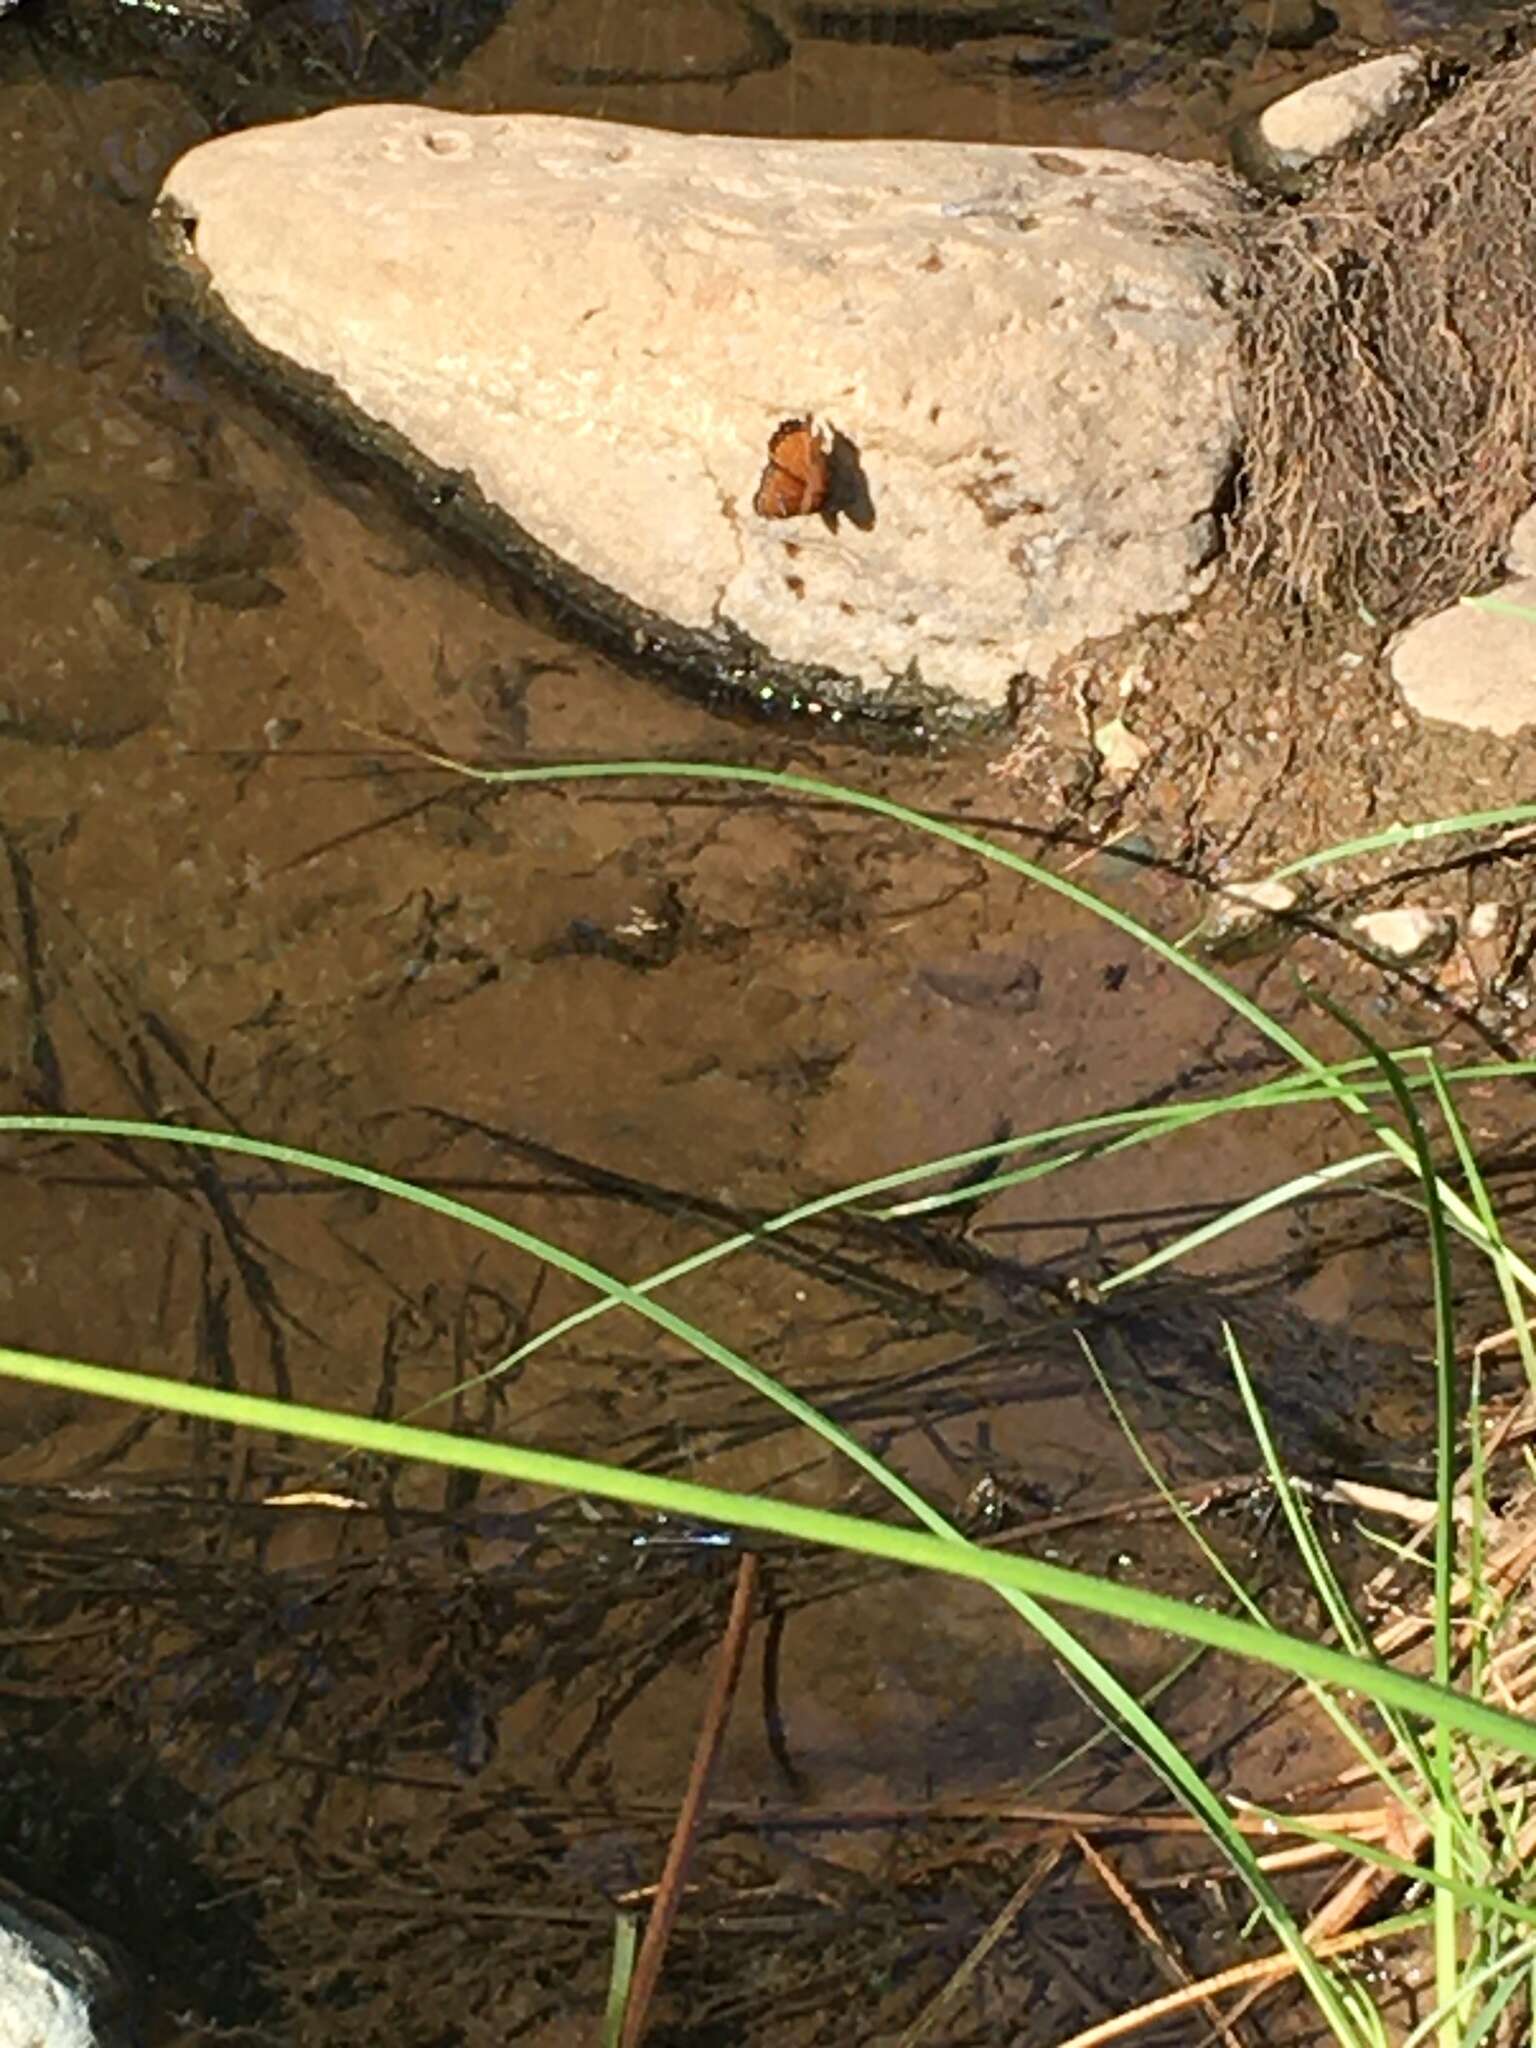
left=753, top=416, right=831, bottom=519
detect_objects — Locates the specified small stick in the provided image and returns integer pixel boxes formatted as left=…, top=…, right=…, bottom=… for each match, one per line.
left=1074, top=1832, right=1245, bottom=2048
left=620, top=1553, right=760, bottom=2048
left=1051, top=1915, right=1416, bottom=2048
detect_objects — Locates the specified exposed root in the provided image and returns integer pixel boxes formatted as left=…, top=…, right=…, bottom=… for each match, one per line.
left=1229, top=49, right=1536, bottom=624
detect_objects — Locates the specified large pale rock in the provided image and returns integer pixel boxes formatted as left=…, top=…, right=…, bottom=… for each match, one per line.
left=154, top=107, right=1247, bottom=722
left=1391, top=582, right=1536, bottom=737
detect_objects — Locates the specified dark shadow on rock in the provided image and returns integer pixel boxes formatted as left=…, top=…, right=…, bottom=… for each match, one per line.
left=824, top=425, right=875, bottom=533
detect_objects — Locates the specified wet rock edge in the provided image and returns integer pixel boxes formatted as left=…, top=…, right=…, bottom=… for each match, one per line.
left=147, top=201, right=1000, bottom=748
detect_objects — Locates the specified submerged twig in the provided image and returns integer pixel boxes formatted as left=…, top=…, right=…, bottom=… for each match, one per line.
left=620, top=1552, right=760, bottom=2048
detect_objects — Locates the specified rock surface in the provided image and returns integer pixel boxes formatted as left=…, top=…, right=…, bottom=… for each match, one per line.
left=154, top=107, right=1248, bottom=723
left=1232, top=49, right=1427, bottom=193
left=1506, top=502, right=1536, bottom=576
left=1391, top=582, right=1536, bottom=737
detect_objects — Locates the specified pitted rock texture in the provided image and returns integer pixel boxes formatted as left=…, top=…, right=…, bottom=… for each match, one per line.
left=156, top=107, right=1248, bottom=718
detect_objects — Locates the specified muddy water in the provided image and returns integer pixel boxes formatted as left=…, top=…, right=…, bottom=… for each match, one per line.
left=0, top=6, right=1517, bottom=2042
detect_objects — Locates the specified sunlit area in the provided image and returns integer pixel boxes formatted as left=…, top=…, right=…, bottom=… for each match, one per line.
left=6, top=3, right=1536, bottom=2044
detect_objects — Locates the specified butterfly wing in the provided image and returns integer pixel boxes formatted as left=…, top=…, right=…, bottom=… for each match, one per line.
left=753, top=418, right=830, bottom=519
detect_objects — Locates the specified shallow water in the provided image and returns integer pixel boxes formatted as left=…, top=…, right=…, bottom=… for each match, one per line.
left=0, top=3, right=1520, bottom=2040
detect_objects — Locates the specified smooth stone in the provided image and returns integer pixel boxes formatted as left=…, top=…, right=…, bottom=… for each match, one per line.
left=1352, top=907, right=1453, bottom=962
left=154, top=107, right=1247, bottom=722
left=1232, top=50, right=1426, bottom=193
left=1220, top=878, right=1298, bottom=916
left=0, top=1880, right=137, bottom=2048
left=1391, top=583, right=1536, bottom=737
left=1092, top=715, right=1149, bottom=780
left=1198, top=876, right=1301, bottom=962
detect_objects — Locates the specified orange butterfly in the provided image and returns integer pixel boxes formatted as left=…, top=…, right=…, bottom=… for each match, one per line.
left=753, top=417, right=831, bottom=519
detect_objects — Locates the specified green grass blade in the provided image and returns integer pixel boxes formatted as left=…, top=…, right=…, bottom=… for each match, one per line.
left=1301, top=1002, right=1465, bottom=2044
left=1430, top=1064, right=1536, bottom=1400
left=6, top=1342, right=1536, bottom=1768
left=1099, top=1148, right=1397, bottom=1293
left=1087, top=1330, right=1430, bottom=1831
left=1235, top=1807, right=1536, bottom=1938
left=1264, top=803, right=1536, bottom=883
left=601, top=1912, right=638, bottom=2048
left=0, top=1114, right=948, bottom=1536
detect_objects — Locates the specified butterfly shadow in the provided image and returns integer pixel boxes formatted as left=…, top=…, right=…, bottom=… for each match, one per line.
left=824, top=428, right=876, bottom=533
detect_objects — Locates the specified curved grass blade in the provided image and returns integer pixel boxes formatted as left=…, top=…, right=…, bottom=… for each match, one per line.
left=4, top=1342, right=1536, bottom=1769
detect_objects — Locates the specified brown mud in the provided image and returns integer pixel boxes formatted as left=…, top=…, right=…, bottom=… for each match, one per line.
left=4, top=4, right=1536, bottom=2043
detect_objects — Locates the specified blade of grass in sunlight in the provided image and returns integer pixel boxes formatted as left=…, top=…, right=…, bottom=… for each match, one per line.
left=458, top=1059, right=1518, bottom=1417
left=1095, top=1148, right=1397, bottom=1293
left=1431, top=1062, right=1536, bottom=1401
left=1408, top=1949, right=1534, bottom=2048
left=444, top=1062, right=1407, bottom=1409
left=5, top=1341, right=1536, bottom=1769
left=1085, top=1329, right=1431, bottom=1837
left=0, top=1117, right=1370, bottom=2031
left=404, top=1051, right=1525, bottom=1442
left=602, top=1913, right=638, bottom=2048
left=1089, top=1304, right=1536, bottom=2048
left=1232, top=1807, right=1536, bottom=1939
left=1256, top=800, right=1536, bottom=884
left=0, top=1113, right=944, bottom=1539
left=1304, top=1001, right=1467, bottom=2043
left=1226, top=1322, right=1430, bottom=1762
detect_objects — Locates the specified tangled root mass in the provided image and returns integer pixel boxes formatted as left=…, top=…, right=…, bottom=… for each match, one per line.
left=1230, top=48, right=1536, bottom=624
